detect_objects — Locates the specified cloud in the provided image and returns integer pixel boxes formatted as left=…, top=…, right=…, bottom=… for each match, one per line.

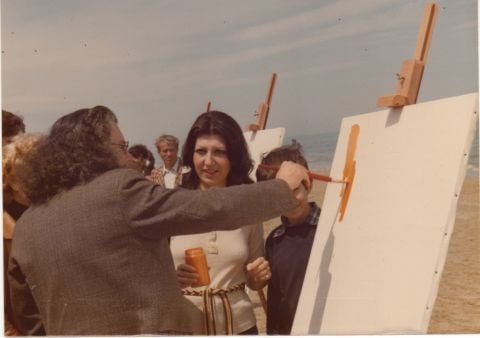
left=234, top=0, right=413, bottom=42
left=2, top=0, right=477, bottom=139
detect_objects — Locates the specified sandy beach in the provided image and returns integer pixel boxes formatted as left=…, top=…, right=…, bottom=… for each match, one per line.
left=250, top=175, right=479, bottom=334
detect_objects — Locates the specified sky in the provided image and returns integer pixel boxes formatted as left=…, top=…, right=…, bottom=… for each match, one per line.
left=1, top=0, right=478, bottom=159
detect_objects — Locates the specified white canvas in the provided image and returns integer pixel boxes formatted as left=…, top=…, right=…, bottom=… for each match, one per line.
left=292, top=93, right=478, bottom=334
left=244, top=128, right=285, bottom=180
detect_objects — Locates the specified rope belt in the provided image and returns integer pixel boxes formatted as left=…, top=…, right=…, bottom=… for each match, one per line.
left=182, top=282, right=245, bottom=335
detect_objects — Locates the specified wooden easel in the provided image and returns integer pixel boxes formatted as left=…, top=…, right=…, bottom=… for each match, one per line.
left=377, top=3, right=438, bottom=108
left=341, top=4, right=438, bottom=221
left=242, top=73, right=278, bottom=315
left=245, top=73, right=277, bottom=131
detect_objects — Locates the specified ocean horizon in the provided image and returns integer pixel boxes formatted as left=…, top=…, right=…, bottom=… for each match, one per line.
left=288, top=130, right=479, bottom=177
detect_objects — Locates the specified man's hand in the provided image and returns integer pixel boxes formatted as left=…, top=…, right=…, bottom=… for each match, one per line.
left=275, top=161, right=311, bottom=191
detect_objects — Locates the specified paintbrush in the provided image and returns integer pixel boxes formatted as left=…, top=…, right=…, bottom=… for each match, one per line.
left=257, top=164, right=347, bottom=184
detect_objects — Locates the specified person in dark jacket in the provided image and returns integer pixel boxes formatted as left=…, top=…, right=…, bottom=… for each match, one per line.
left=256, top=142, right=320, bottom=335
left=8, top=105, right=309, bottom=335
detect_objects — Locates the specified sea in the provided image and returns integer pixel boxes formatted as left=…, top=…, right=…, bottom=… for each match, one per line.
left=288, top=130, right=480, bottom=177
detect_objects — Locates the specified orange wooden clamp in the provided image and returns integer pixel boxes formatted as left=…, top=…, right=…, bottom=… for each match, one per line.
left=339, top=124, right=360, bottom=222
left=246, top=73, right=277, bottom=131
left=377, top=3, right=438, bottom=108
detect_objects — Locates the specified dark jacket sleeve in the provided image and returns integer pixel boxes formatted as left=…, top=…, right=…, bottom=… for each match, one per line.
left=7, top=255, right=45, bottom=336
left=117, top=169, right=297, bottom=238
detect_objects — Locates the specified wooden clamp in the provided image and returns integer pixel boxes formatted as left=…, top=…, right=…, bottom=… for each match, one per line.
left=339, top=124, right=360, bottom=222
left=245, top=73, right=277, bottom=131
left=377, top=3, right=438, bottom=108
left=205, top=101, right=212, bottom=112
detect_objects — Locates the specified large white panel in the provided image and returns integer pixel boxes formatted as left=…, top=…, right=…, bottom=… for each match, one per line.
left=292, top=93, right=478, bottom=334
left=244, top=128, right=285, bottom=180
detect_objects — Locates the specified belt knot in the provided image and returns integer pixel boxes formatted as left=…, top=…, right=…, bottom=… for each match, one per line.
left=182, top=282, right=245, bottom=335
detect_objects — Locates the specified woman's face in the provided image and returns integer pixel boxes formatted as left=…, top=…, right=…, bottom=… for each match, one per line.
left=193, top=134, right=231, bottom=189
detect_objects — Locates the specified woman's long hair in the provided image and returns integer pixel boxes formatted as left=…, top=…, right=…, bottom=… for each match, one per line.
left=18, top=106, right=120, bottom=204
left=181, top=110, right=254, bottom=189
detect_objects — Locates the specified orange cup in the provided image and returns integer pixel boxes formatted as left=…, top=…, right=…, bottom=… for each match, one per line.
left=185, top=247, right=210, bottom=287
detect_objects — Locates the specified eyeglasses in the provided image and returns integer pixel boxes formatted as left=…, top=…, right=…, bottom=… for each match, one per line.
left=111, top=141, right=129, bottom=153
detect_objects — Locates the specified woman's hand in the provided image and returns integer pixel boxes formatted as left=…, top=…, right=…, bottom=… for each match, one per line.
left=176, top=263, right=199, bottom=289
left=246, top=257, right=271, bottom=290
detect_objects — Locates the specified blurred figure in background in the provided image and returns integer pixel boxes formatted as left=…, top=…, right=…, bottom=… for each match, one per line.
left=128, top=144, right=155, bottom=176
left=3, top=133, right=44, bottom=336
left=2, top=110, right=25, bottom=146
left=149, top=134, right=188, bottom=188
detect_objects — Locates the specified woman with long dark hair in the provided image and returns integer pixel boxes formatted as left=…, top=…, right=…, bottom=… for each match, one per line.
left=171, top=111, right=272, bottom=335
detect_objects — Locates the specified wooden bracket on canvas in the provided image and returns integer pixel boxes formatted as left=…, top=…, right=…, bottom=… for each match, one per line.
left=339, top=124, right=360, bottom=222
left=377, top=3, right=438, bottom=108
left=245, top=73, right=277, bottom=131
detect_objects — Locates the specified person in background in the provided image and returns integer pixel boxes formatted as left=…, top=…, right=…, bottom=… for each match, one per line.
left=148, top=134, right=188, bottom=188
left=128, top=144, right=155, bottom=176
left=3, top=133, right=44, bottom=336
left=172, top=111, right=271, bottom=335
left=2, top=110, right=25, bottom=146
left=7, top=105, right=309, bottom=335
left=255, top=142, right=320, bottom=335
left=2, top=109, right=29, bottom=336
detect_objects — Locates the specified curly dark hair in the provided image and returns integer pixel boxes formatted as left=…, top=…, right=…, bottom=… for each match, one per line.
left=181, top=110, right=254, bottom=189
left=18, top=106, right=121, bottom=204
left=2, top=110, right=26, bottom=138
left=128, top=144, right=155, bottom=175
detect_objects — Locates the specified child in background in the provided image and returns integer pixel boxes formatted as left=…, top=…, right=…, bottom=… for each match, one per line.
left=256, top=142, right=320, bottom=335
left=128, top=144, right=155, bottom=176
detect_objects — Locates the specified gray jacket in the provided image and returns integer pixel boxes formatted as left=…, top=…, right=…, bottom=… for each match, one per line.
left=8, top=168, right=295, bottom=335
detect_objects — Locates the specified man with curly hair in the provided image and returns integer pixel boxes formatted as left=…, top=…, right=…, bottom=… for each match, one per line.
left=7, top=105, right=310, bottom=335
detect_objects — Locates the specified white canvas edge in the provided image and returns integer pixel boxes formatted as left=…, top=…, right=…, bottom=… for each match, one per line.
left=420, top=96, right=479, bottom=330
left=243, top=127, right=286, bottom=178
left=291, top=93, right=479, bottom=335
left=291, top=120, right=350, bottom=335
